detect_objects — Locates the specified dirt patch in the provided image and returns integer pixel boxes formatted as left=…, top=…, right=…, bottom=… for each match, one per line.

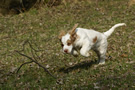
left=0, top=0, right=62, bottom=15
left=0, top=0, right=38, bottom=15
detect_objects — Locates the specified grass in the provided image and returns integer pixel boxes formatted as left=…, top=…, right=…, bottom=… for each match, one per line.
left=0, top=0, right=135, bottom=89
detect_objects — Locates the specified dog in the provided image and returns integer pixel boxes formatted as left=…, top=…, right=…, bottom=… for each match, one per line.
left=59, top=23, right=126, bottom=64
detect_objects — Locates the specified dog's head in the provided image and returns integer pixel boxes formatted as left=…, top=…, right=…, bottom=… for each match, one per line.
left=58, top=24, right=78, bottom=54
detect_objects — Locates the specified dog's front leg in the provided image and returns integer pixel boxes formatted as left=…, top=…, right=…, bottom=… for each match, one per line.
left=71, top=49, right=79, bottom=56
left=80, top=43, right=91, bottom=57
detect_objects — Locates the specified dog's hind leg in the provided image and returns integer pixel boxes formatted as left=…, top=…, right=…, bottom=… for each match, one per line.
left=95, top=49, right=106, bottom=65
left=95, top=43, right=107, bottom=65
left=99, top=54, right=106, bottom=65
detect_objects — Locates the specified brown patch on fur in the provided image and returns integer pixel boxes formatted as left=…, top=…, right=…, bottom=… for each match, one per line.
left=58, top=30, right=66, bottom=39
left=93, top=36, right=97, bottom=43
left=66, top=33, right=78, bottom=46
left=67, top=24, right=79, bottom=45
left=59, top=24, right=79, bottom=46
left=67, top=39, right=72, bottom=46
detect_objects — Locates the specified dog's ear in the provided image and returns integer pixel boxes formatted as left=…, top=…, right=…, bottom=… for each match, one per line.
left=58, top=30, right=66, bottom=40
left=70, top=23, right=78, bottom=35
left=69, top=24, right=78, bottom=42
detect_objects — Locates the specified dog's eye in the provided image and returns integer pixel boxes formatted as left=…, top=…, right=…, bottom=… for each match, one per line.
left=67, top=40, right=72, bottom=46
left=61, top=44, right=64, bottom=47
left=67, top=42, right=71, bottom=46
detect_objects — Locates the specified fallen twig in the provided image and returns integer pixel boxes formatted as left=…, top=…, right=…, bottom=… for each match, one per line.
left=16, top=60, right=33, bottom=74
left=16, top=41, right=56, bottom=78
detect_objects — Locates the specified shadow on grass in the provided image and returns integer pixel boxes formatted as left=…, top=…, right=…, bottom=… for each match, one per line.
left=58, top=60, right=97, bottom=73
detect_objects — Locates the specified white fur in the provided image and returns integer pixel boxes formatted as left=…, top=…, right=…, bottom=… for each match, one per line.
left=61, top=23, right=126, bottom=64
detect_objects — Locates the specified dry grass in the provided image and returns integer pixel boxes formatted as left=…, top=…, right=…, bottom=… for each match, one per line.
left=128, top=0, right=135, bottom=6
left=0, top=0, right=135, bottom=89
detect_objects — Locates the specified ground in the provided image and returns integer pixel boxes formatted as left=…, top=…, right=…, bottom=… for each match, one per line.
left=0, top=0, right=135, bottom=89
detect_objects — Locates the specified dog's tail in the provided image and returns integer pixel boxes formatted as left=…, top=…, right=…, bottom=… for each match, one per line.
left=103, top=23, right=126, bottom=38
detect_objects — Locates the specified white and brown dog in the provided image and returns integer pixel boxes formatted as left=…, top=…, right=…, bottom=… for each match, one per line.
left=59, top=23, right=126, bottom=64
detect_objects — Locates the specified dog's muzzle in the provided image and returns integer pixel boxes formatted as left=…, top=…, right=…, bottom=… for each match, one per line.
left=64, top=49, right=68, bottom=53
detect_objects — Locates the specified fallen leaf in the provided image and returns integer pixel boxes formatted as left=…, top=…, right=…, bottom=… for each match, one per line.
left=10, top=67, right=17, bottom=73
left=121, top=54, right=128, bottom=58
left=46, top=65, right=50, bottom=69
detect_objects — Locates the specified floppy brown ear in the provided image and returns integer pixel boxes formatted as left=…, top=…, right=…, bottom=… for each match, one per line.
left=69, top=23, right=78, bottom=35
left=58, top=30, right=66, bottom=39
left=69, top=24, right=78, bottom=42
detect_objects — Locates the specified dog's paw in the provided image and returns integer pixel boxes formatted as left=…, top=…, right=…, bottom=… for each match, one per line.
left=72, top=50, right=79, bottom=57
left=99, top=62, right=105, bottom=65
left=98, top=59, right=105, bottom=65
left=81, top=52, right=90, bottom=57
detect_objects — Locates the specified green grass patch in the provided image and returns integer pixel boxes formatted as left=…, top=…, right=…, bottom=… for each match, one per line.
left=0, top=0, right=135, bottom=89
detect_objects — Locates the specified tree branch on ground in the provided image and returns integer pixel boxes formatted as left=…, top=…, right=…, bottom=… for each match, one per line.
left=16, top=40, right=56, bottom=79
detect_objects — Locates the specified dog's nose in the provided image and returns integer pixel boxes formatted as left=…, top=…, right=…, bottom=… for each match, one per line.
left=64, top=49, right=68, bottom=53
